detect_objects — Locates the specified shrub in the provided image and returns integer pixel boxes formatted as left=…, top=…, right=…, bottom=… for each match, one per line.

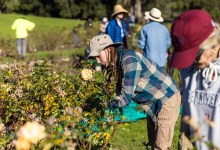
left=0, top=60, right=120, bottom=149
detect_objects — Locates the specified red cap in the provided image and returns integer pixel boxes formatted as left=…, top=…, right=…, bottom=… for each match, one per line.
left=170, top=10, right=215, bottom=69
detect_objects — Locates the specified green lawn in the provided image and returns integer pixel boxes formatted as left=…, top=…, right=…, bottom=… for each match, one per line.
left=0, top=13, right=84, bottom=38
left=26, top=48, right=85, bottom=59
left=0, top=48, right=85, bottom=64
left=111, top=116, right=181, bottom=150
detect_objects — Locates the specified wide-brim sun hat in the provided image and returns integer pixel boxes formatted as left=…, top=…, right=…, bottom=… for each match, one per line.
left=88, top=34, right=122, bottom=57
left=169, top=10, right=215, bottom=69
left=148, top=8, right=164, bottom=22
left=111, top=4, right=129, bottom=18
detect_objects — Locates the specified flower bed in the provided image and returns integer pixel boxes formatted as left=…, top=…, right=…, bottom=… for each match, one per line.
left=0, top=60, right=120, bottom=150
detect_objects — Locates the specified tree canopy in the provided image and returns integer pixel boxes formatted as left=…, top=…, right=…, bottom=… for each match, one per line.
left=0, top=0, right=219, bottom=21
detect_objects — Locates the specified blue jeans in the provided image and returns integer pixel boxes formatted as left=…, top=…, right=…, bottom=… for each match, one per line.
left=16, top=38, right=26, bottom=57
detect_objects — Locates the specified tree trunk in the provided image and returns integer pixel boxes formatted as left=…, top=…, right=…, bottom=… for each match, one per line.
left=130, top=0, right=142, bottom=23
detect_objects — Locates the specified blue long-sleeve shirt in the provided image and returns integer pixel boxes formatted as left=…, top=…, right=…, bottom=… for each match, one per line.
left=138, top=21, right=171, bottom=67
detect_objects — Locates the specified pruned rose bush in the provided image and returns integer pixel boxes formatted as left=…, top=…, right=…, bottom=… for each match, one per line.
left=0, top=61, right=120, bottom=150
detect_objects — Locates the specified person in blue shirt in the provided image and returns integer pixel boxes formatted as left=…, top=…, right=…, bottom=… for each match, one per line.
left=89, top=34, right=181, bottom=149
left=106, top=4, right=128, bottom=49
left=138, top=8, right=171, bottom=69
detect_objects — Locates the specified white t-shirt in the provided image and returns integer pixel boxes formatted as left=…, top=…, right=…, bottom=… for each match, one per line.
left=117, top=20, right=124, bottom=38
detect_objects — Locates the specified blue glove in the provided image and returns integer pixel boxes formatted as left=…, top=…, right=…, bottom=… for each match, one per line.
left=109, top=100, right=119, bottom=109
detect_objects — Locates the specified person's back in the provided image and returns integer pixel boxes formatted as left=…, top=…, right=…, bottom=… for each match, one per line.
left=99, top=17, right=108, bottom=35
left=138, top=8, right=171, bottom=68
left=138, top=21, right=170, bottom=67
left=11, top=18, right=35, bottom=38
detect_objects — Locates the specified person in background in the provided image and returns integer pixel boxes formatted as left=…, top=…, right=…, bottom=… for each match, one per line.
left=138, top=8, right=171, bottom=70
left=144, top=11, right=150, bottom=23
left=72, top=25, right=81, bottom=48
left=170, top=10, right=220, bottom=149
left=99, top=17, right=108, bottom=35
left=84, top=18, right=93, bottom=29
left=106, top=4, right=129, bottom=49
left=84, top=17, right=94, bottom=39
left=11, top=17, right=35, bottom=59
left=89, top=34, right=181, bottom=149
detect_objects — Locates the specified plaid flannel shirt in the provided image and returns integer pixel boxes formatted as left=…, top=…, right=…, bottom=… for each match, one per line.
left=115, top=50, right=178, bottom=121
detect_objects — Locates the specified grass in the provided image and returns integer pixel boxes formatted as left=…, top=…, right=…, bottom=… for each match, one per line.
left=0, top=13, right=84, bottom=38
left=0, top=48, right=85, bottom=64
left=26, top=48, right=85, bottom=59
left=111, top=116, right=181, bottom=150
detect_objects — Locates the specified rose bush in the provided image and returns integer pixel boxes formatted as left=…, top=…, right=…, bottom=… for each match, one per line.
left=0, top=60, right=120, bottom=150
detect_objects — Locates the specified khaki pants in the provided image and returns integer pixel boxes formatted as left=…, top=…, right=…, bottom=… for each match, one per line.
left=142, top=92, right=181, bottom=150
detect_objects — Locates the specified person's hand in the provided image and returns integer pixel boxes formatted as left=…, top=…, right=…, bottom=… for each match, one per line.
left=108, top=100, right=119, bottom=109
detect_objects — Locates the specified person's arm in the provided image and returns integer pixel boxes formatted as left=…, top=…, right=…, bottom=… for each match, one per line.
left=166, top=29, right=171, bottom=48
left=122, top=20, right=127, bottom=37
left=11, top=20, right=17, bottom=30
left=27, top=21, right=35, bottom=31
left=106, top=21, right=115, bottom=41
left=115, top=55, right=142, bottom=107
left=138, top=28, right=146, bottom=50
left=99, top=24, right=104, bottom=33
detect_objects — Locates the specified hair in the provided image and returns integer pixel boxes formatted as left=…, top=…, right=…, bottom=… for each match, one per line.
left=102, top=46, right=123, bottom=94
left=109, top=46, right=118, bottom=65
left=200, top=22, right=220, bottom=50
left=103, top=46, right=118, bottom=77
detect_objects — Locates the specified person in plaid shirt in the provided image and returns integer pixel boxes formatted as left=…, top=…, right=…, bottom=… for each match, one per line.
left=89, top=34, right=181, bottom=149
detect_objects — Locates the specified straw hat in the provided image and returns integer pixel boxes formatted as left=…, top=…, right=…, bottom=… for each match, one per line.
left=148, top=8, right=164, bottom=22
left=111, top=4, right=129, bottom=18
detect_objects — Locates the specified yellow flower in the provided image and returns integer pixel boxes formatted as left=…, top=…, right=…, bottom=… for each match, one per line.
left=8, top=70, right=12, bottom=76
left=43, top=143, right=53, bottom=150
left=90, top=119, right=94, bottom=125
left=95, top=132, right=101, bottom=138
left=15, top=138, right=31, bottom=150
left=0, top=123, right=5, bottom=132
left=54, top=139, right=63, bottom=145
left=81, top=69, right=93, bottom=81
left=104, top=133, right=111, bottom=141
left=17, top=122, right=47, bottom=144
